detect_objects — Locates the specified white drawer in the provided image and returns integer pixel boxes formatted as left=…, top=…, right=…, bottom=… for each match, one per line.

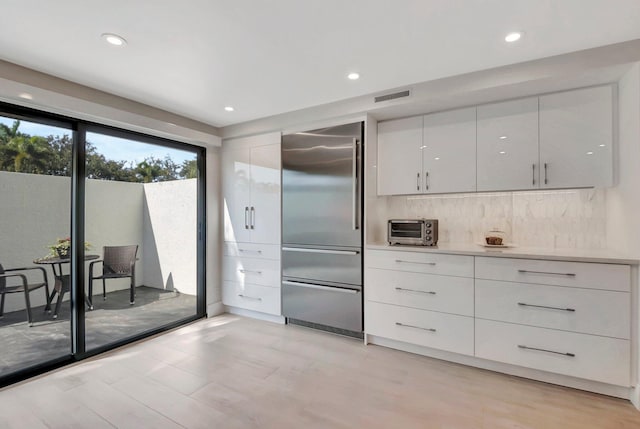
left=475, top=319, right=630, bottom=386
left=224, top=242, right=280, bottom=260
left=476, top=279, right=630, bottom=339
left=365, top=301, right=474, bottom=356
left=222, top=281, right=281, bottom=315
left=223, top=256, right=281, bottom=288
left=366, top=250, right=474, bottom=278
left=475, top=257, right=630, bottom=292
left=365, top=268, right=474, bottom=316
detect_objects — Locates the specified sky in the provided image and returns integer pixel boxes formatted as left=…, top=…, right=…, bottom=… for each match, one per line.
left=0, top=116, right=195, bottom=164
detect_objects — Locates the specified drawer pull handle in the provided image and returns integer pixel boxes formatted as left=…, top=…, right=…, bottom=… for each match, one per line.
left=395, top=322, right=436, bottom=332
left=517, top=269, right=576, bottom=277
left=518, top=344, right=575, bottom=357
left=239, top=249, right=262, bottom=254
left=517, top=302, right=575, bottom=312
left=395, top=287, right=436, bottom=295
left=239, top=269, right=262, bottom=274
left=238, top=294, right=262, bottom=301
left=395, top=259, right=436, bottom=266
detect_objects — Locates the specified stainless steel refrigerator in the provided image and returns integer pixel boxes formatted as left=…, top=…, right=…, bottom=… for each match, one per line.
left=281, top=122, right=363, bottom=336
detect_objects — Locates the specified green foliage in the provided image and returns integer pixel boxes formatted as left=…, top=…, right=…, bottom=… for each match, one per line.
left=0, top=120, right=198, bottom=182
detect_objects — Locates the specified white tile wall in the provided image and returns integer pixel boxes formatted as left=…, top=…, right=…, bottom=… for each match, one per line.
left=369, top=189, right=607, bottom=249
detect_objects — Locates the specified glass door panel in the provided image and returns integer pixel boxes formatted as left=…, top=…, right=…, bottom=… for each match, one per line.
left=83, top=130, right=199, bottom=350
left=0, top=116, right=73, bottom=376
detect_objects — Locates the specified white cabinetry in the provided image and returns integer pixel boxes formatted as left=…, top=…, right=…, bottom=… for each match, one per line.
left=377, top=85, right=614, bottom=195
left=422, top=107, right=476, bottom=194
left=540, top=86, right=613, bottom=188
left=222, top=133, right=282, bottom=316
left=377, top=116, right=423, bottom=195
left=477, top=97, right=539, bottom=191
left=474, top=257, right=631, bottom=387
left=377, top=108, right=476, bottom=195
left=365, top=249, right=475, bottom=355
left=365, top=248, right=633, bottom=391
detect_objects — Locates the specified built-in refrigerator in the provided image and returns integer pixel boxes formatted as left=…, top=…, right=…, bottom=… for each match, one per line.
left=281, top=122, right=363, bottom=337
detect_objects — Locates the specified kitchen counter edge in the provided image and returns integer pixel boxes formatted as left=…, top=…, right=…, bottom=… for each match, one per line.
left=366, top=243, right=639, bottom=265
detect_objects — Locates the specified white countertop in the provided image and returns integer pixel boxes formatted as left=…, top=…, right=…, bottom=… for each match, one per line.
left=366, top=243, right=639, bottom=265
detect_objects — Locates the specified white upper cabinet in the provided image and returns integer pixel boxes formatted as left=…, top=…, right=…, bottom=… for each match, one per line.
left=422, top=107, right=476, bottom=194
left=377, top=116, right=423, bottom=195
left=539, top=86, right=613, bottom=189
left=223, top=132, right=281, bottom=244
left=477, top=98, right=539, bottom=191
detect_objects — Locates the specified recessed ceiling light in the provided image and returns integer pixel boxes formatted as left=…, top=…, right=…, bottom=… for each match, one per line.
left=586, top=151, right=594, bottom=155
left=347, top=72, right=360, bottom=80
left=102, top=33, right=127, bottom=46
left=499, top=151, right=506, bottom=155
left=499, top=135, right=507, bottom=140
left=224, top=106, right=235, bottom=112
left=434, top=157, right=440, bottom=161
left=505, top=32, right=522, bottom=43
left=599, top=144, right=606, bottom=147
left=18, top=92, right=33, bottom=100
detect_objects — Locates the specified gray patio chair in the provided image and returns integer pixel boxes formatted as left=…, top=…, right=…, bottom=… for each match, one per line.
left=0, top=263, right=50, bottom=326
left=88, top=245, right=138, bottom=307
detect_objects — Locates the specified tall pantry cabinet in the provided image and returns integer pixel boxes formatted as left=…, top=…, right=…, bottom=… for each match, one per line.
left=222, top=132, right=282, bottom=317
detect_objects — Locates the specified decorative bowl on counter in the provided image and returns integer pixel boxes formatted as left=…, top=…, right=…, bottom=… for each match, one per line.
left=484, top=229, right=506, bottom=246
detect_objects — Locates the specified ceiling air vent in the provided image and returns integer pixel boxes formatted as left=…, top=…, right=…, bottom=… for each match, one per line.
left=374, top=90, right=411, bottom=103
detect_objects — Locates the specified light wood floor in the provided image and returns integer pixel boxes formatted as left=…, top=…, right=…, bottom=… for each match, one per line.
left=1, top=315, right=639, bottom=428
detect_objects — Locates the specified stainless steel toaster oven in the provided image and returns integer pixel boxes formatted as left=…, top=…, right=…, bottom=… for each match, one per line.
left=388, top=219, right=438, bottom=246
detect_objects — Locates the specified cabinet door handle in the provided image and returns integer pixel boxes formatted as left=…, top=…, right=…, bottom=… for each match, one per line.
left=395, top=287, right=436, bottom=295
left=544, top=162, right=548, bottom=185
left=518, top=345, right=575, bottom=357
left=238, top=294, right=262, bottom=301
left=239, top=269, right=262, bottom=274
left=395, top=259, right=436, bottom=266
left=425, top=171, right=429, bottom=191
left=517, top=302, right=575, bottom=312
left=239, top=249, right=262, bottom=254
left=250, top=206, right=255, bottom=229
left=244, top=207, right=249, bottom=229
left=518, top=269, right=576, bottom=277
left=395, top=322, right=436, bottom=332
left=416, top=172, right=420, bottom=191
left=532, top=163, right=535, bottom=186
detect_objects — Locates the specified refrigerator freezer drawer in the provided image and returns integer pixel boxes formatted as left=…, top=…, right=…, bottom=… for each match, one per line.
left=282, top=246, right=362, bottom=286
left=282, top=280, right=363, bottom=332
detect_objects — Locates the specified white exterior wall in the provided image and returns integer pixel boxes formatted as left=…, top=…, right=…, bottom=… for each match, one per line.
left=0, top=172, right=199, bottom=313
left=142, top=179, right=197, bottom=295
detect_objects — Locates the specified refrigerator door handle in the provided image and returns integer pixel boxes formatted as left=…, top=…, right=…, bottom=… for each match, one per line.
left=282, top=247, right=360, bottom=255
left=244, top=206, right=249, bottom=229
left=250, top=206, right=255, bottom=229
left=282, top=280, right=360, bottom=294
left=352, top=138, right=359, bottom=231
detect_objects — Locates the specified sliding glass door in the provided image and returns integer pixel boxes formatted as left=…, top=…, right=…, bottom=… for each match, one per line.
left=0, top=114, right=74, bottom=377
left=83, top=128, right=200, bottom=350
left=0, top=103, right=206, bottom=386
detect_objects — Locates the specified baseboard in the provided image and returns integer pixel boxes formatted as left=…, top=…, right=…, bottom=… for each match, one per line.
left=206, top=301, right=225, bottom=317
left=632, top=383, right=640, bottom=410
left=225, top=306, right=285, bottom=324
left=367, top=335, right=632, bottom=400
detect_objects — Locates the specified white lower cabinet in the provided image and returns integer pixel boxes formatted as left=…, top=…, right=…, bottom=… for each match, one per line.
left=365, top=248, right=634, bottom=391
left=475, top=319, right=630, bottom=387
left=366, top=301, right=474, bottom=356
left=222, top=281, right=281, bottom=315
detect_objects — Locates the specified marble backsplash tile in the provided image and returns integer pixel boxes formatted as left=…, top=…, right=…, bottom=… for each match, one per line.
left=369, top=188, right=607, bottom=249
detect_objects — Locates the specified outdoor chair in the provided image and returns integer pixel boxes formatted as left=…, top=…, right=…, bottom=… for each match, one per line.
left=88, top=245, right=138, bottom=307
left=0, top=263, right=50, bottom=326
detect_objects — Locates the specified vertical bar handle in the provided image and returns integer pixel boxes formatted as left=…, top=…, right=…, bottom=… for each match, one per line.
left=416, top=172, right=420, bottom=191
left=425, top=171, right=429, bottom=191
left=352, top=138, right=359, bottom=230
left=244, top=207, right=249, bottom=229
left=250, top=206, right=255, bottom=229
left=544, top=163, right=548, bottom=185
left=532, top=163, right=535, bottom=186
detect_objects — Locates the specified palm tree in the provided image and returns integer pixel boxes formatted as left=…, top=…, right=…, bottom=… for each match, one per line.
left=4, top=135, right=51, bottom=173
left=0, top=119, right=21, bottom=144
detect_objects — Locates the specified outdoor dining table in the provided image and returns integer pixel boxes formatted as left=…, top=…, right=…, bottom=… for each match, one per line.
left=33, top=254, right=100, bottom=319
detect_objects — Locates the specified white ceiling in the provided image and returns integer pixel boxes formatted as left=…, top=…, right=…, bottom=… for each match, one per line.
left=2, top=0, right=640, bottom=128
